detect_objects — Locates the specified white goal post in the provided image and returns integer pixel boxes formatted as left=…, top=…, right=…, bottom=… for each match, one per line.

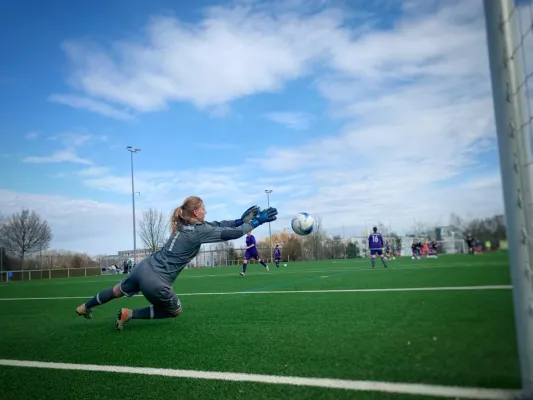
left=483, top=0, right=533, bottom=397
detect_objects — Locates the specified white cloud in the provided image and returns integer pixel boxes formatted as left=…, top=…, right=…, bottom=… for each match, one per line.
left=56, top=6, right=345, bottom=114
left=77, top=166, right=111, bottom=177
left=0, top=190, right=132, bottom=255
left=78, top=166, right=272, bottom=208
left=194, top=142, right=239, bottom=150
left=23, top=149, right=93, bottom=165
left=22, top=132, right=107, bottom=165
left=242, top=0, right=504, bottom=235
left=48, top=131, right=108, bottom=147
left=48, top=94, right=135, bottom=120
left=263, top=111, right=314, bottom=130
left=0, top=188, right=277, bottom=255
left=208, top=103, right=231, bottom=118
left=20, top=0, right=521, bottom=252
left=25, top=131, right=39, bottom=140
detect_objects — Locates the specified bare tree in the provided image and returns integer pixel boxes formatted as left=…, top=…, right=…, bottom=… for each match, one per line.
left=213, top=241, right=235, bottom=265
left=138, top=208, right=169, bottom=253
left=0, top=209, right=52, bottom=267
left=303, top=215, right=325, bottom=260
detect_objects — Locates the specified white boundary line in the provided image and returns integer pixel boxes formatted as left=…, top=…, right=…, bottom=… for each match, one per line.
left=0, top=359, right=518, bottom=399
left=0, top=285, right=512, bottom=301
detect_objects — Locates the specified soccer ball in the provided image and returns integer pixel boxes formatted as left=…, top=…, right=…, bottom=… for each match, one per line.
left=291, top=212, right=314, bottom=236
left=284, top=263, right=287, bottom=267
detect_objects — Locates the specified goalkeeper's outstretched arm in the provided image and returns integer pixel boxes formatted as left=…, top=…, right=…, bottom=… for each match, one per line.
left=206, top=205, right=260, bottom=228
left=197, top=207, right=278, bottom=244
left=198, top=221, right=255, bottom=243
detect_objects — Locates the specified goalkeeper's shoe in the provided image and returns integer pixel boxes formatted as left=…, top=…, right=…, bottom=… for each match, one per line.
left=76, top=304, right=93, bottom=319
left=115, top=308, right=132, bottom=331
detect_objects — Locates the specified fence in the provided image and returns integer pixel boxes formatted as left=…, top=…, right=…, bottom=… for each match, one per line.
left=181, top=238, right=475, bottom=268
left=0, top=267, right=101, bottom=282
left=1, top=237, right=489, bottom=282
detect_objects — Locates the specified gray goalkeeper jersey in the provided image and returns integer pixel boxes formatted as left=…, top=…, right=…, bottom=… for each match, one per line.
left=146, top=219, right=254, bottom=283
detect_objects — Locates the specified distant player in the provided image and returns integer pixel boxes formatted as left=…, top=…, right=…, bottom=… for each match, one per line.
left=368, top=227, right=388, bottom=268
left=274, top=243, right=281, bottom=267
left=422, top=242, right=429, bottom=257
left=465, top=233, right=475, bottom=255
left=75, top=197, right=277, bottom=331
left=428, top=239, right=438, bottom=258
left=411, top=241, right=420, bottom=259
left=385, top=242, right=394, bottom=260
left=240, top=232, right=270, bottom=276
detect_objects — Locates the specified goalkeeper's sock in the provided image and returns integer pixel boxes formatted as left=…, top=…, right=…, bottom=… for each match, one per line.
left=84, top=287, right=115, bottom=309
left=132, top=305, right=176, bottom=319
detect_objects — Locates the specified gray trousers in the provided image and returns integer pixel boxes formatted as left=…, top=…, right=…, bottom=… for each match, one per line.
left=119, top=259, right=181, bottom=314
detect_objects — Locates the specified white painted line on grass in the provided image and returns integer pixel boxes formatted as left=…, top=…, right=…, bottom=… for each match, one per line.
left=0, top=359, right=518, bottom=400
left=0, top=285, right=512, bottom=301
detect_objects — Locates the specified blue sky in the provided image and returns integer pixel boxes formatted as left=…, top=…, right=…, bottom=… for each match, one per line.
left=0, top=0, right=511, bottom=255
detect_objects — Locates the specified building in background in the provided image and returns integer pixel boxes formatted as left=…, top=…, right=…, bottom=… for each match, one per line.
left=117, top=248, right=152, bottom=263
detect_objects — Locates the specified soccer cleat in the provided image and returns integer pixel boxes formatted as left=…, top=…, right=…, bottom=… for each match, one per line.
left=239, top=272, right=246, bottom=276
left=265, top=266, right=270, bottom=272
left=115, top=308, right=132, bottom=331
left=76, top=304, right=93, bottom=319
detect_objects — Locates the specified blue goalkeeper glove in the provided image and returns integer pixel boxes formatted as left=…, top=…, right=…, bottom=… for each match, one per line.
left=250, top=207, right=278, bottom=228
left=235, top=205, right=260, bottom=226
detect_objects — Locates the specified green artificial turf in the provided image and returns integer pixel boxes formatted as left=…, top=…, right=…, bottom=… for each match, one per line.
left=0, top=253, right=522, bottom=399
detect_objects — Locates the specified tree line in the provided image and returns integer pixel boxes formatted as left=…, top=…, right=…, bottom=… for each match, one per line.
left=0, top=207, right=509, bottom=270
left=200, top=212, right=509, bottom=263
left=0, top=209, right=97, bottom=270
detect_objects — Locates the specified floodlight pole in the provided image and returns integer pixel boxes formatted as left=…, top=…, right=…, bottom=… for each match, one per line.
left=127, top=146, right=141, bottom=267
left=265, top=189, right=273, bottom=263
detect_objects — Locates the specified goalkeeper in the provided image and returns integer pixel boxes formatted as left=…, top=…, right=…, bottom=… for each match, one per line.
left=75, top=196, right=277, bottom=331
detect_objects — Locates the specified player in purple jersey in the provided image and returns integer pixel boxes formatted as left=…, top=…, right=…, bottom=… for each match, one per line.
left=368, top=227, right=388, bottom=268
left=240, top=232, right=269, bottom=276
left=75, top=196, right=277, bottom=331
left=428, top=239, right=438, bottom=258
left=274, top=243, right=281, bottom=267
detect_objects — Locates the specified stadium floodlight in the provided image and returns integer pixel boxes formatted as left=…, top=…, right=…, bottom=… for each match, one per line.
left=126, top=146, right=141, bottom=266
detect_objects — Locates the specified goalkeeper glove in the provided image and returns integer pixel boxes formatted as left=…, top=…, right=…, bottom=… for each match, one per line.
left=235, top=205, right=260, bottom=226
left=250, top=207, right=278, bottom=228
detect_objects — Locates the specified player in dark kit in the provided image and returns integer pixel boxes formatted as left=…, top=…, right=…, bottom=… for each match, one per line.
left=368, top=227, right=388, bottom=268
left=240, top=232, right=269, bottom=276
left=274, top=243, right=281, bottom=267
left=411, top=242, right=420, bottom=259
left=465, top=233, right=475, bottom=255
left=75, top=196, right=277, bottom=330
left=385, top=243, right=393, bottom=260
left=428, top=239, right=438, bottom=258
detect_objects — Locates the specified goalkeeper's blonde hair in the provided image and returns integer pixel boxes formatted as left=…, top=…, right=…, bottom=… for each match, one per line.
left=171, top=196, right=204, bottom=235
